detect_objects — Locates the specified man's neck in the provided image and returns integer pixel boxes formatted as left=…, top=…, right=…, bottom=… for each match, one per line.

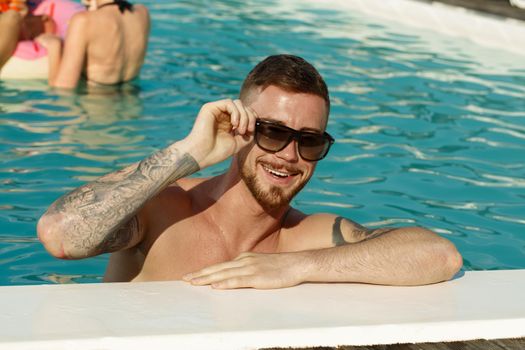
left=205, top=169, right=290, bottom=255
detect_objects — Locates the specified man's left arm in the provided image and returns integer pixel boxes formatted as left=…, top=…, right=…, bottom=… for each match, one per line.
left=184, top=217, right=463, bottom=289
left=302, top=218, right=463, bottom=286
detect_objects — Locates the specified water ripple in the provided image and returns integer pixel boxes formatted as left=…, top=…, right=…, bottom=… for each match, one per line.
left=1, top=0, right=525, bottom=285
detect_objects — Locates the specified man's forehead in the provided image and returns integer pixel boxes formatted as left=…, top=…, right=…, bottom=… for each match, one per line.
left=246, top=86, right=328, bottom=129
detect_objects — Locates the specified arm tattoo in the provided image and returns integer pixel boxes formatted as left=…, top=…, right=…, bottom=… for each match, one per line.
left=365, top=227, right=396, bottom=240
left=332, top=216, right=348, bottom=246
left=96, top=216, right=140, bottom=255
left=332, top=216, right=396, bottom=246
left=47, top=146, right=200, bottom=257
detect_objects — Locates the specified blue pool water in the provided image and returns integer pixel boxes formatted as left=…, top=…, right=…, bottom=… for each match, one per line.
left=1, top=0, right=524, bottom=285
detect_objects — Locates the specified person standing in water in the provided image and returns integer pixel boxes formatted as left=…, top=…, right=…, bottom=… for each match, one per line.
left=0, top=0, right=27, bottom=69
left=37, top=55, right=462, bottom=289
left=35, top=0, right=150, bottom=88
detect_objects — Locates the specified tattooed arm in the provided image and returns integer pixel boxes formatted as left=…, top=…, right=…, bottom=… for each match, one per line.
left=37, top=99, right=258, bottom=259
left=184, top=215, right=463, bottom=289
left=37, top=144, right=200, bottom=259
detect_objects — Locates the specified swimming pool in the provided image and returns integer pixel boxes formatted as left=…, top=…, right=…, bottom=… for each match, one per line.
left=1, top=0, right=524, bottom=285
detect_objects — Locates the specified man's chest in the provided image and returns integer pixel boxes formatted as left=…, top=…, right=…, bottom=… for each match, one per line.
left=135, top=214, right=280, bottom=281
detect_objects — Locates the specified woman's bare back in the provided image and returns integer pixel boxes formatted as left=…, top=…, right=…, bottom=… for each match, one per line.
left=84, top=2, right=149, bottom=85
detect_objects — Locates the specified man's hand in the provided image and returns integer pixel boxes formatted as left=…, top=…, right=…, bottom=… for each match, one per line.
left=182, top=99, right=257, bottom=169
left=182, top=252, right=310, bottom=289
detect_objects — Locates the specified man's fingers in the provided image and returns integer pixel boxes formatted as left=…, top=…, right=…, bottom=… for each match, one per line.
left=184, top=252, right=302, bottom=290
left=182, top=260, right=244, bottom=281
left=233, top=99, right=249, bottom=135
left=211, top=275, right=254, bottom=289
left=214, top=99, right=253, bottom=135
left=210, top=275, right=283, bottom=290
left=187, top=266, right=253, bottom=286
left=182, top=253, right=260, bottom=286
left=200, top=98, right=256, bottom=138
left=224, top=99, right=240, bottom=130
left=246, top=106, right=258, bottom=133
left=234, top=252, right=255, bottom=260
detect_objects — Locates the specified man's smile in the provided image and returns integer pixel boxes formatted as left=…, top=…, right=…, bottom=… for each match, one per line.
left=258, top=161, right=301, bottom=185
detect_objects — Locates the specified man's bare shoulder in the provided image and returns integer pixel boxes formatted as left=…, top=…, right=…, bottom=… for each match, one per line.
left=140, top=176, right=213, bottom=217
left=280, top=210, right=368, bottom=252
left=284, top=210, right=338, bottom=231
left=175, top=176, right=211, bottom=191
left=141, top=177, right=205, bottom=211
left=279, top=210, right=333, bottom=251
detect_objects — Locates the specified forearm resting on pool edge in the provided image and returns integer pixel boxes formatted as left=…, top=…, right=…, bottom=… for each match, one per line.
left=303, top=227, right=463, bottom=286
left=37, top=141, right=200, bottom=259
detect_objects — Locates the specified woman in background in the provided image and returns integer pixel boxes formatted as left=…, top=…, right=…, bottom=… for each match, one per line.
left=0, top=0, right=27, bottom=69
left=36, top=0, right=150, bottom=89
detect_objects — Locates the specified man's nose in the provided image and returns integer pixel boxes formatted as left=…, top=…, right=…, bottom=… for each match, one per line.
left=274, top=139, right=299, bottom=162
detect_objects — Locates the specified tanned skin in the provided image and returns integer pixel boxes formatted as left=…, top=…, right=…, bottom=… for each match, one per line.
left=42, top=148, right=198, bottom=258
left=38, top=85, right=463, bottom=289
left=35, top=0, right=150, bottom=88
left=0, top=10, right=22, bottom=68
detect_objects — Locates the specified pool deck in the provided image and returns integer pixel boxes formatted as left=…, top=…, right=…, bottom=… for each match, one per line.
left=430, top=0, right=525, bottom=21
left=266, top=338, right=525, bottom=349
left=321, top=0, right=525, bottom=57
left=265, top=338, right=525, bottom=350
left=1, top=269, right=524, bottom=350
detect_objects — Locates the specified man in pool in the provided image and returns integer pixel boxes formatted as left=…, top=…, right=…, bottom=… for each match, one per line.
left=37, top=54, right=463, bottom=289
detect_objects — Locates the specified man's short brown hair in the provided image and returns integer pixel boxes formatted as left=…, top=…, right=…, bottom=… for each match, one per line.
left=239, top=54, right=330, bottom=113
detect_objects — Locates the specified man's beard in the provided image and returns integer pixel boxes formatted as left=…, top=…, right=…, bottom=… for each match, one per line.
left=238, top=156, right=308, bottom=211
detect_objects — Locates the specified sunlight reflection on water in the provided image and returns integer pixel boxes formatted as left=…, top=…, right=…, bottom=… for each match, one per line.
left=0, top=0, right=524, bottom=285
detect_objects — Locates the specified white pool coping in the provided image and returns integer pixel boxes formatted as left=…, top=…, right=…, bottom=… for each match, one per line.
left=1, top=269, right=524, bottom=349
left=310, top=0, right=525, bottom=57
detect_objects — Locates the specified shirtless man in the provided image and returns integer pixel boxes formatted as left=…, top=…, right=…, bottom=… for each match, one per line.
left=35, top=0, right=149, bottom=88
left=37, top=55, right=463, bottom=289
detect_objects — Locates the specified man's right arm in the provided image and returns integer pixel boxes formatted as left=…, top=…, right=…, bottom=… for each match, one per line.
left=37, top=143, right=200, bottom=259
left=37, top=99, right=257, bottom=259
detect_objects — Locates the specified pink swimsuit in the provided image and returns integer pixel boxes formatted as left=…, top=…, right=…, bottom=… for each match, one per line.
left=13, top=0, right=85, bottom=60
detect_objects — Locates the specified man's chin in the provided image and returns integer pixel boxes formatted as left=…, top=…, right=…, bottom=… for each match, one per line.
left=257, top=193, right=289, bottom=212
left=244, top=177, right=289, bottom=210
left=252, top=180, right=304, bottom=212
left=240, top=160, right=306, bottom=211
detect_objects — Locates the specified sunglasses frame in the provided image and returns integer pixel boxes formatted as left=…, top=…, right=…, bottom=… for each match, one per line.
left=254, top=119, right=335, bottom=161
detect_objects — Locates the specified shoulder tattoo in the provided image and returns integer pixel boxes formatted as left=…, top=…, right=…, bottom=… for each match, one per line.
left=332, top=216, right=349, bottom=246
left=332, top=216, right=396, bottom=245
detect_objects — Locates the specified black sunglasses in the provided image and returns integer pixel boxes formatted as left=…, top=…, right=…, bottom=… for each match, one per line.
left=254, top=120, right=334, bottom=161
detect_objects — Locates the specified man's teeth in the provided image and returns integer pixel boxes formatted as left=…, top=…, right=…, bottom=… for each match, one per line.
left=263, top=165, right=289, bottom=177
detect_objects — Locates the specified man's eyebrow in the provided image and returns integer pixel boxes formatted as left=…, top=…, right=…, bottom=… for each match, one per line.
left=301, top=126, right=323, bottom=133
left=260, top=117, right=284, bottom=125
left=260, top=118, right=323, bottom=133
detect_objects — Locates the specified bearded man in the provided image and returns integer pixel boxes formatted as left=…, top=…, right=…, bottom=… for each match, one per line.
left=37, top=54, right=462, bottom=288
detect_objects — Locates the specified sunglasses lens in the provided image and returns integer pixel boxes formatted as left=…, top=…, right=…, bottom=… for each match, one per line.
left=255, top=120, right=333, bottom=161
left=256, top=123, right=291, bottom=152
left=299, top=133, right=330, bottom=161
